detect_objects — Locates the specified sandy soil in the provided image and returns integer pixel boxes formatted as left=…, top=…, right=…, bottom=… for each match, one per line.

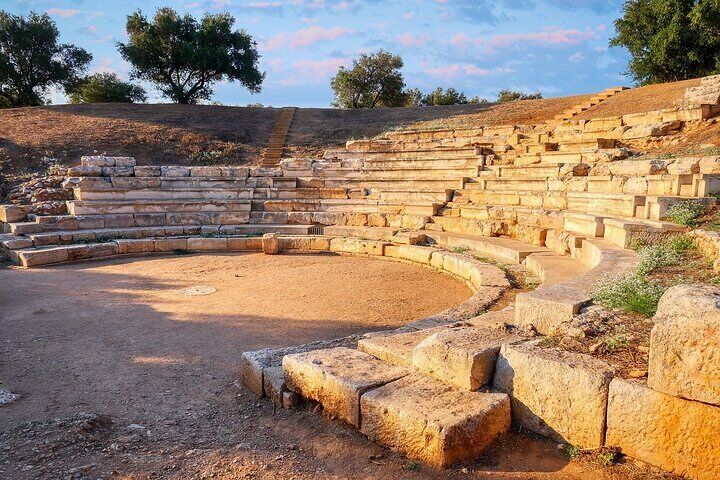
left=0, top=253, right=678, bottom=480
left=575, top=78, right=700, bottom=120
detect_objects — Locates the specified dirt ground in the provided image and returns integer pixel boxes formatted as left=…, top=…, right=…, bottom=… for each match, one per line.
left=0, top=253, right=679, bottom=480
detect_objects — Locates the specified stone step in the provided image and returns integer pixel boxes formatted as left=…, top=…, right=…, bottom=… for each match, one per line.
left=360, top=374, right=510, bottom=469
left=320, top=178, right=466, bottom=190
left=423, top=230, right=548, bottom=263
left=348, top=157, right=482, bottom=168
left=283, top=347, right=411, bottom=427
left=325, top=148, right=478, bottom=161
left=252, top=187, right=349, bottom=200
left=514, top=238, right=636, bottom=335
left=303, top=167, right=479, bottom=180
left=22, top=224, right=312, bottom=247
left=566, top=191, right=645, bottom=218
left=75, top=188, right=255, bottom=201
left=255, top=199, right=440, bottom=216
left=66, top=200, right=252, bottom=216
left=69, top=176, right=256, bottom=191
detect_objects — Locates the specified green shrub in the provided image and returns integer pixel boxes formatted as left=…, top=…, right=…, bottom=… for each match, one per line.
left=593, top=273, right=665, bottom=317
left=665, top=200, right=706, bottom=226
left=635, top=244, right=681, bottom=275
left=452, top=245, right=469, bottom=254
left=562, top=444, right=581, bottom=459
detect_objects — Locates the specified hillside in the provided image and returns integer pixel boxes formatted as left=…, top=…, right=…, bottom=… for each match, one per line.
left=0, top=77, right=714, bottom=198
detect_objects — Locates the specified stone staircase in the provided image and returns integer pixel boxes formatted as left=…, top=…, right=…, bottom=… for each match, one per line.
left=551, top=86, right=629, bottom=122
left=262, top=107, right=296, bottom=166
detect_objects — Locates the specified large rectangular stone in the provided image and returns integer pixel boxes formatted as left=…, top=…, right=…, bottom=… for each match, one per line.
left=187, top=237, right=228, bottom=251
left=329, top=238, right=387, bottom=256
left=283, top=347, right=410, bottom=427
left=360, top=374, right=510, bottom=469
left=17, top=247, right=69, bottom=267
left=154, top=237, right=188, bottom=252
left=358, top=327, right=447, bottom=367
left=648, top=284, right=720, bottom=406
left=383, top=244, right=437, bottom=264
left=117, top=238, right=156, bottom=254
left=493, top=343, right=614, bottom=449
left=413, top=326, right=522, bottom=390
left=606, top=379, right=720, bottom=480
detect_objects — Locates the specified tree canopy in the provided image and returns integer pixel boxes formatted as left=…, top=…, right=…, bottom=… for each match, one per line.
left=69, top=73, right=147, bottom=104
left=497, top=89, right=543, bottom=102
left=0, top=11, right=91, bottom=107
left=331, top=50, right=406, bottom=108
left=611, top=0, right=720, bottom=85
left=118, top=8, right=264, bottom=104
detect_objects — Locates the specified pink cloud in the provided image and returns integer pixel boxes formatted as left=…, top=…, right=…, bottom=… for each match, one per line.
left=293, top=57, right=350, bottom=76
left=47, top=8, right=81, bottom=17
left=263, top=26, right=354, bottom=51
left=291, top=26, right=353, bottom=48
left=424, top=63, right=514, bottom=79
left=397, top=32, right=429, bottom=48
left=450, top=26, right=601, bottom=54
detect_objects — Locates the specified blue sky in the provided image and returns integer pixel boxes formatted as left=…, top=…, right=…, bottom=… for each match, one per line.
left=6, top=0, right=632, bottom=107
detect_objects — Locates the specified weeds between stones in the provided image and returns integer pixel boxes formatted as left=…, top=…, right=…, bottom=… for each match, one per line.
left=665, top=200, right=707, bottom=226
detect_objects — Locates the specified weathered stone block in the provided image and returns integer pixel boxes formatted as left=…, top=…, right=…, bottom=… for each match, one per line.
left=383, top=244, right=436, bottom=265
left=190, top=166, right=222, bottom=177
left=18, top=247, right=69, bottom=267
left=360, top=374, right=511, bottom=469
left=358, top=326, right=448, bottom=367
left=493, top=343, right=614, bottom=448
left=187, top=237, right=228, bottom=251
left=227, top=237, right=262, bottom=251
left=262, top=233, right=280, bottom=254
left=329, top=238, right=386, bottom=256
left=283, top=347, right=409, bottom=427
left=161, top=166, right=190, bottom=177
left=648, top=284, right=720, bottom=406
left=117, top=238, right=155, bottom=254
left=606, top=379, right=720, bottom=480
left=67, top=165, right=102, bottom=177
left=154, top=238, right=188, bottom=252
left=413, top=326, right=521, bottom=390
left=263, top=366, right=287, bottom=405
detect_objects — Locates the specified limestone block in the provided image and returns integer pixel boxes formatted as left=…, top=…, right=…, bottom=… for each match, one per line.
left=220, top=166, right=249, bottom=178
left=88, top=242, right=119, bottom=258
left=383, top=244, right=436, bottom=265
left=154, top=238, right=188, bottom=252
left=648, top=284, right=720, bottom=405
left=698, top=156, right=720, bottom=174
left=262, top=233, right=280, bottom=254
left=67, top=165, right=102, bottom=177
left=187, top=237, right=228, bottom=251
left=413, top=326, right=522, bottom=390
left=622, top=121, right=682, bottom=140
left=262, top=366, right=287, bottom=405
left=358, top=326, right=448, bottom=367
left=493, top=343, right=614, bottom=448
left=283, top=347, right=410, bottom=427
left=160, top=166, right=190, bottom=177
left=606, top=379, right=720, bottom=480
left=101, top=166, right=134, bottom=177
left=18, top=247, right=69, bottom=267
left=622, top=176, right=648, bottom=194
left=0, top=204, right=32, bottom=223
left=360, top=374, right=511, bottom=469
left=329, top=238, right=386, bottom=256
left=81, top=155, right=116, bottom=167
left=250, top=166, right=282, bottom=177
left=130, top=166, right=160, bottom=177
left=117, top=239, right=156, bottom=254
left=667, top=157, right=701, bottom=175
left=190, top=166, right=222, bottom=177
left=607, top=159, right=668, bottom=176
left=367, top=213, right=387, bottom=227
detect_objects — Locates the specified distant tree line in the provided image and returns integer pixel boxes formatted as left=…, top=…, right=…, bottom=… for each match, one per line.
left=2, top=1, right=720, bottom=108
left=330, top=50, right=542, bottom=109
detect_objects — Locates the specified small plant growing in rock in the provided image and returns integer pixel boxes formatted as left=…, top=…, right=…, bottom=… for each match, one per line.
left=452, top=245, right=469, bottom=254
left=561, top=444, right=581, bottom=459
left=665, top=200, right=707, bottom=226
left=406, top=460, right=421, bottom=471
left=596, top=450, right=619, bottom=466
left=604, top=326, right=630, bottom=350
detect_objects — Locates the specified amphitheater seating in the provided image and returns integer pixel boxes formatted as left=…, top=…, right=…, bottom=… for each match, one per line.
left=3, top=79, right=720, bottom=478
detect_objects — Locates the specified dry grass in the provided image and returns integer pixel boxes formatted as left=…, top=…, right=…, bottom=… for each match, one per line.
left=575, top=78, right=701, bottom=120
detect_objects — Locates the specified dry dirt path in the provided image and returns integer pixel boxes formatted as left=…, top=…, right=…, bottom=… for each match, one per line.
left=0, top=253, right=672, bottom=479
